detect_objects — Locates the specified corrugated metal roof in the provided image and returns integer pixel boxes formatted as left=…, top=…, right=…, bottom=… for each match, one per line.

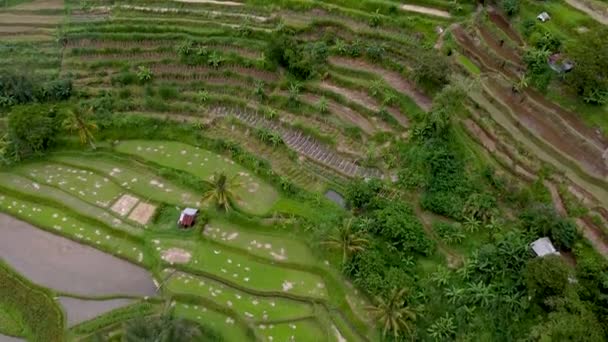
left=530, top=237, right=559, bottom=257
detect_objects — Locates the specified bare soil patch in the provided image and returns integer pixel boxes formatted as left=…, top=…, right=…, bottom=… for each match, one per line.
left=111, top=194, right=140, bottom=216
left=477, top=24, right=522, bottom=66
left=0, top=14, right=62, bottom=25
left=487, top=7, right=524, bottom=46
left=161, top=248, right=192, bottom=264
left=0, top=214, right=157, bottom=296
left=128, top=202, right=156, bottom=225
left=400, top=4, right=451, bottom=18
left=12, top=0, right=63, bottom=10
left=485, top=77, right=608, bottom=178
left=329, top=56, right=432, bottom=112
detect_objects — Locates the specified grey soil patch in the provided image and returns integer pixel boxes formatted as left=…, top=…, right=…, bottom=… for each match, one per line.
left=12, top=0, right=63, bottom=10
left=325, top=190, right=346, bottom=208
left=58, top=297, right=134, bottom=327
left=111, top=194, right=139, bottom=216
left=0, top=334, right=25, bottom=342
left=128, top=202, right=156, bottom=225
left=0, top=214, right=157, bottom=297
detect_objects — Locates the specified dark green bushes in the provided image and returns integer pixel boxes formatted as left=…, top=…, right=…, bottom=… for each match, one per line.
left=0, top=71, right=72, bottom=108
left=265, top=29, right=328, bottom=79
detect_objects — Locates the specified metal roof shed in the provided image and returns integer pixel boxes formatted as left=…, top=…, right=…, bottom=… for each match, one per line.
left=530, top=237, right=560, bottom=257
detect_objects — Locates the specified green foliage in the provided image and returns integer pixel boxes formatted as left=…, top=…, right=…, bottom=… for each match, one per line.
left=427, top=314, right=456, bottom=341
left=520, top=204, right=579, bottom=250
left=136, top=65, right=153, bottom=83
left=123, top=315, right=222, bottom=342
left=434, top=222, right=465, bottom=245
left=7, top=104, right=61, bottom=160
left=255, top=128, right=283, bottom=147
left=411, top=49, right=450, bottom=88
left=265, top=29, right=328, bottom=79
left=525, top=255, right=570, bottom=300
left=0, top=71, right=71, bottom=108
left=370, top=202, right=433, bottom=255
left=501, top=0, right=519, bottom=16
left=344, top=178, right=383, bottom=211
left=0, top=262, right=64, bottom=342
left=565, top=28, right=608, bottom=105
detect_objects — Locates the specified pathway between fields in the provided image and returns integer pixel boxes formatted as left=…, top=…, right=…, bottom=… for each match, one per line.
left=400, top=4, right=451, bottom=18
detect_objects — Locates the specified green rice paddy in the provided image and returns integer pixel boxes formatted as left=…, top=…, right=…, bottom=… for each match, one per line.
left=256, top=319, right=328, bottom=342
left=204, top=219, right=317, bottom=265
left=173, top=301, right=252, bottom=342
left=155, top=238, right=328, bottom=298
left=115, top=140, right=279, bottom=215
left=163, top=270, right=314, bottom=321
left=49, top=154, right=200, bottom=207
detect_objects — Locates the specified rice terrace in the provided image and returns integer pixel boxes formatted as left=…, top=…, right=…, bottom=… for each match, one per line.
left=0, top=0, right=608, bottom=341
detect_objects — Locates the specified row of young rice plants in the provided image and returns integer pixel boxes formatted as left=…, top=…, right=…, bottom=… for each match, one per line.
left=114, top=140, right=280, bottom=215
left=162, top=270, right=315, bottom=321
left=0, top=193, right=149, bottom=265
left=154, top=237, right=328, bottom=299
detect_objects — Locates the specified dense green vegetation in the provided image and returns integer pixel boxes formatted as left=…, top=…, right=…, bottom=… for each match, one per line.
left=1, top=0, right=608, bottom=341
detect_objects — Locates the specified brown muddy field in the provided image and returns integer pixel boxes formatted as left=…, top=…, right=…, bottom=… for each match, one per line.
left=0, top=214, right=157, bottom=297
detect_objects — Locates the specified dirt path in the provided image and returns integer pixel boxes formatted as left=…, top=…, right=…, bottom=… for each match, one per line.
left=0, top=214, right=157, bottom=297
left=486, top=7, right=524, bottom=45
left=329, top=56, right=432, bottom=112
left=400, top=4, right=451, bottom=18
left=0, top=334, right=25, bottom=342
left=174, top=0, right=243, bottom=5
left=564, top=0, right=608, bottom=25
left=11, top=0, right=63, bottom=10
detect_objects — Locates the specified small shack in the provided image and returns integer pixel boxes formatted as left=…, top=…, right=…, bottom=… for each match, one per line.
left=548, top=53, right=574, bottom=73
left=537, top=12, right=551, bottom=22
left=178, top=208, right=199, bottom=228
left=530, top=237, right=560, bottom=257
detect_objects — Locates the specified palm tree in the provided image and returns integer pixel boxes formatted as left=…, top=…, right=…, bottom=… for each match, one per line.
left=288, top=82, right=300, bottom=103
left=513, top=74, right=529, bottom=94
left=200, top=172, right=241, bottom=211
left=321, top=218, right=369, bottom=264
left=63, top=109, right=97, bottom=149
left=253, top=81, right=266, bottom=100
left=367, top=288, right=417, bottom=339
left=317, top=96, right=329, bottom=114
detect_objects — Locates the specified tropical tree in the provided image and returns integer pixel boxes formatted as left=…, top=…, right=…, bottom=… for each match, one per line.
left=196, top=90, right=210, bottom=103
left=207, top=51, right=224, bottom=68
left=467, top=281, right=495, bottom=307
left=137, top=65, right=153, bottom=83
left=62, top=108, right=97, bottom=149
left=322, top=218, right=369, bottom=264
left=427, top=314, right=456, bottom=341
left=513, top=74, right=529, bottom=93
left=463, top=215, right=482, bottom=233
left=200, top=172, right=241, bottom=211
left=367, top=288, right=417, bottom=339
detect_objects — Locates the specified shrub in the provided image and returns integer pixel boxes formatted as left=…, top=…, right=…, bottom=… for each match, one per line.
left=525, top=255, right=570, bottom=300
left=136, top=66, right=153, bottom=83
left=7, top=104, right=60, bottom=159
left=265, top=29, right=327, bottom=79
left=434, top=222, right=465, bottom=245
left=501, top=0, right=519, bottom=16
left=345, top=178, right=384, bottom=211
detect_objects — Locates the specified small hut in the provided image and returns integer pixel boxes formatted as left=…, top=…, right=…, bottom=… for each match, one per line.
left=178, top=208, right=199, bottom=228
left=530, top=237, right=560, bottom=257
left=537, top=12, right=551, bottom=22
left=548, top=53, right=574, bottom=73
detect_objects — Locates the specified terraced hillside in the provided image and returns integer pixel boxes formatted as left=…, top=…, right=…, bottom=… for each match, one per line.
left=2, top=0, right=608, bottom=341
